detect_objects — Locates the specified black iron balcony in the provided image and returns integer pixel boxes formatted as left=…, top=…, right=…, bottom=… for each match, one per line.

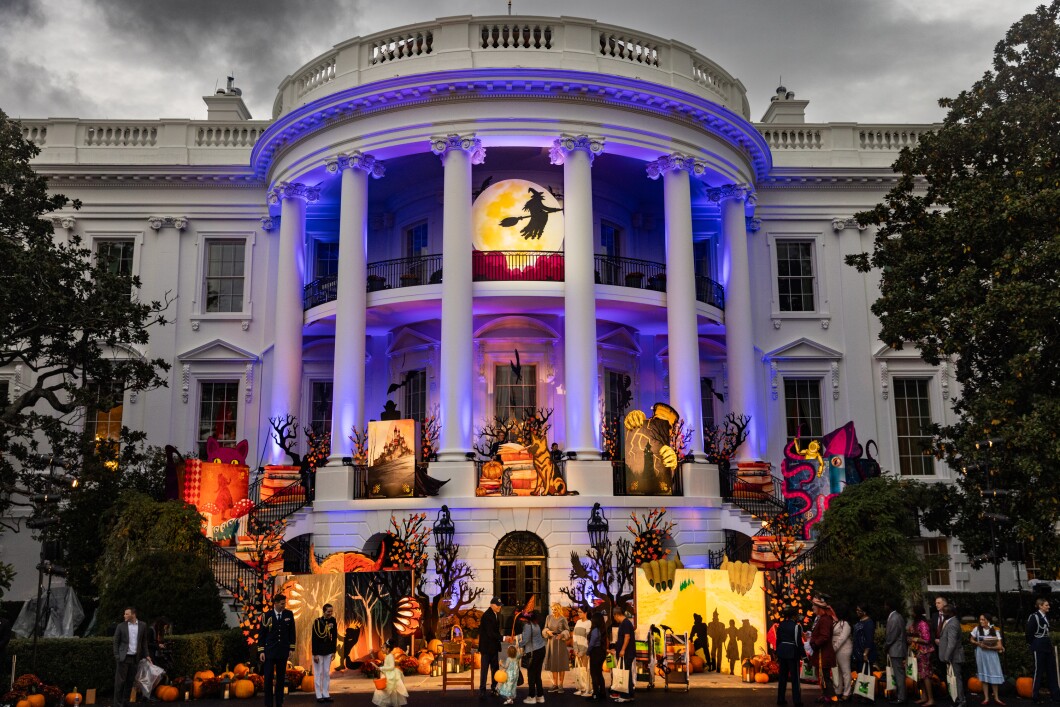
left=303, top=251, right=725, bottom=310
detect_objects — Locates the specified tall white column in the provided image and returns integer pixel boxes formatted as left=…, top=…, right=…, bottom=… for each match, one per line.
left=710, top=184, right=760, bottom=461
left=431, top=134, right=484, bottom=461
left=266, top=181, right=319, bottom=462
left=647, top=154, right=706, bottom=458
left=326, top=153, right=384, bottom=459
left=550, top=135, right=605, bottom=459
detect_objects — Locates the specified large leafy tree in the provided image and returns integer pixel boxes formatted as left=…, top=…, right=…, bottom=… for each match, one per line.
left=848, top=4, right=1060, bottom=572
left=0, top=109, right=171, bottom=590
left=809, top=477, right=932, bottom=615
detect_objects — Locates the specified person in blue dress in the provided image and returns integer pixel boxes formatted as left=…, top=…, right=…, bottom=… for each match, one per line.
left=499, top=645, right=522, bottom=705
left=971, top=614, right=1005, bottom=706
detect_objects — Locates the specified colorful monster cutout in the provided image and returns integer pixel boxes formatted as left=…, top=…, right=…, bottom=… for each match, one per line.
left=781, top=422, right=881, bottom=539
left=181, top=436, right=252, bottom=544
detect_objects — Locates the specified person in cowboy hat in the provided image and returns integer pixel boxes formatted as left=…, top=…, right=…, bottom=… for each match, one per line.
left=810, top=596, right=838, bottom=702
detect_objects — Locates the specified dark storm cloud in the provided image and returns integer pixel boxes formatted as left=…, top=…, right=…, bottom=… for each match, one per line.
left=85, top=0, right=365, bottom=118
left=0, top=0, right=1043, bottom=123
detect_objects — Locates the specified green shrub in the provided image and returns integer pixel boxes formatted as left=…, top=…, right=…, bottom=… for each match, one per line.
left=95, top=551, right=226, bottom=636
left=1, top=630, right=249, bottom=695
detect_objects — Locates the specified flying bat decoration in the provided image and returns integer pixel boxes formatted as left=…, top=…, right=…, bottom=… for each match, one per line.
left=704, top=378, right=725, bottom=403
left=387, top=370, right=419, bottom=396
left=472, top=175, right=494, bottom=199
left=618, top=374, right=633, bottom=412
left=510, top=349, right=523, bottom=384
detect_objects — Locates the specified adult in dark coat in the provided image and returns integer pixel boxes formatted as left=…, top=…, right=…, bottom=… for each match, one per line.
left=113, top=607, right=150, bottom=707
left=479, top=597, right=504, bottom=697
left=852, top=604, right=877, bottom=672
left=258, top=594, right=297, bottom=707
left=883, top=599, right=908, bottom=704
left=775, top=606, right=806, bottom=707
left=1026, top=597, right=1060, bottom=703
left=810, top=597, right=837, bottom=700
left=938, top=606, right=965, bottom=707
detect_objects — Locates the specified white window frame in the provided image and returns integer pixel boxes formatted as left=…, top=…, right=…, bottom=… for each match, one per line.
left=780, top=374, right=827, bottom=442
left=876, top=351, right=949, bottom=479
left=765, top=232, right=830, bottom=324
left=891, top=376, right=937, bottom=477
left=923, top=536, right=953, bottom=589
left=194, top=378, right=243, bottom=457
left=88, top=231, right=145, bottom=299
left=192, top=231, right=256, bottom=320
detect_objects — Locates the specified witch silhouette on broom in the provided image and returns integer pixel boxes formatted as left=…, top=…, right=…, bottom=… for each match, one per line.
left=499, top=188, right=562, bottom=240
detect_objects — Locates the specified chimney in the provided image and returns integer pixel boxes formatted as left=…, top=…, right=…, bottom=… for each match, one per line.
left=760, top=85, right=809, bottom=124
left=202, top=76, right=252, bottom=121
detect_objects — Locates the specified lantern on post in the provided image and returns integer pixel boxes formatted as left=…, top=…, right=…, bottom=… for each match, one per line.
left=587, top=502, right=609, bottom=551
left=434, top=505, right=455, bottom=553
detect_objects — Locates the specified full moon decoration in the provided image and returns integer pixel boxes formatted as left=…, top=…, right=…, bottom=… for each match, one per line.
left=472, top=178, right=564, bottom=255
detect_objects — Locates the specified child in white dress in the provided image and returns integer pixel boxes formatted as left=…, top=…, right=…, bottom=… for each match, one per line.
left=372, top=654, right=409, bottom=707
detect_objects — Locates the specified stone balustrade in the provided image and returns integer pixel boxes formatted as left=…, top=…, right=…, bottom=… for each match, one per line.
left=761, top=122, right=939, bottom=169
left=272, top=15, right=750, bottom=118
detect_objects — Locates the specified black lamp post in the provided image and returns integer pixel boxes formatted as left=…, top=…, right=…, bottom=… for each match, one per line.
left=434, top=505, right=456, bottom=553
left=970, top=437, right=1009, bottom=628
left=587, top=503, right=609, bottom=551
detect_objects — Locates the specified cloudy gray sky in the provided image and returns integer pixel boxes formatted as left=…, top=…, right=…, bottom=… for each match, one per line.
left=0, top=0, right=1042, bottom=124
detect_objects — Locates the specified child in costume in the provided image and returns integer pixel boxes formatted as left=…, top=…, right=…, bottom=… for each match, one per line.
left=372, top=654, right=409, bottom=707
left=498, top=644, right=521, bottom=705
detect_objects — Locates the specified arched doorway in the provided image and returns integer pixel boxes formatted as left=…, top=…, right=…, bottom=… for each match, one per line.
left=494, top=531, right=548, bottom=628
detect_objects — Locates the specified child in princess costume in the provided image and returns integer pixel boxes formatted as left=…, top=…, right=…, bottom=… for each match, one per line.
left=372, top=654, right=409, bottom=707
left=498, top=644, right=521, bottom=705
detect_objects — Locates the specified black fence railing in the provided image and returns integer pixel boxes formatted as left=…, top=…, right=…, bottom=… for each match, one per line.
left=787, top=536, right=831, bottom=579
left=594, top=255, right=666, bottom=290
left=611, top=460, right=685, bottom=497
left=719, top=464, right=787, bottom=518
left=695, top=274, right=725, bottom=310
left=723, top=529, right=754, bottom=563
left=204, top=538, right=259, bottom=604
left=304, top=273, right=337, bottom=309
left=472, top=250, right=565, bottom=281
left=281, top=533, right=314, bottom=574
left=248, top=477, right=311, bottom=533
left=368, top=253, right=444, bottom=290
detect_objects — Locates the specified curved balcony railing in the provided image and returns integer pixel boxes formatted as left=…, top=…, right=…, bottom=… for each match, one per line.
left=303, top=251, right=725, bottom=310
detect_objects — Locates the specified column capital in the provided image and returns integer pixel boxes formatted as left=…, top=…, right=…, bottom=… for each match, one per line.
left=147, top=216, right=188, bottom=231
left=549, top=134, right=605, bottom=165
left=325, top=151, right=386, bottom=179
left=705, top=183, right=755, bottom=204
left=429, top=133, right=485, bottom=164
left=50, top=216, right=77, bottom=230
left=645, top=153, right=707, bottom=180
left=745, top=217, right=762, bottom=233
left=831, top=217, right=867, bottom=232
left=267, top=181, right=321, bottom=205
left=260, top=216, right=279, bottom=232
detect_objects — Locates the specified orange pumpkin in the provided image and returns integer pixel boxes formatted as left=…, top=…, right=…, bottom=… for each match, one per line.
left=428, top=639, right=443, bottom=654
left=27, top=695, right=46, bottom=707
left=1017, top=677, right=1034, bottom=699
left=474, top=653, right=482, bottom=669
left=689, top=655, right=705, bottom=673
left=195, top=670, right=215, bottom=680
left=233, top=663, right=251, bottom=678
left=967, top=677, right=982, bottom=694
left=755, top=672, right=770, bottom=683
left=192, top=680, right=206, bottom=699
left=495, top=670, right=509, bottom=684
left=905, top=677, right=917, bottom=691
left=374, top=677, right=388, bottom=690
left=64, top=694, right=83, bottom=706
left=231, top=680, right=255, bottom=700
left=159, top=686, right=181, bottom=702
left=16, top=699, right=32, bottom=707
left=300, top=675, right=315, bottom=692
left=417, top=661, right=432, bottom=675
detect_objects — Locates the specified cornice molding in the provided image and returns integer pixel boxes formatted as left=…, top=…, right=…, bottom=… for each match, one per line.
left=251, top=68, right=771, bottom=182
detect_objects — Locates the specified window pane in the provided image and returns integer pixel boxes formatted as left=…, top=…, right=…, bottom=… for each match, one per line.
left=310, top=381, right=333, bottom=436
left=495, top=364, right=537, bottom=421
left=924, top=537, right=950, bottom=586
left=315, top=242, right=339, bottom=278
left=701, top=377, right=717, bottom=430
left=894, top=378, right=935, bottom=476
left=407, top=222, right=429, bottom=257
left=776, top=240, right=815, bottom=312
left=604, top=370, right=629, bottom=459
left=402, top=370, right=428, bottom=427
left=600, top=221, right=621, bottom=258
left=86, top=380, right=125, bottom=442
left=205, top=240, right=246, bottom=312
left=784, top=378, right=823, bottom=442
left=96, top=239, right=135, bottom=278
left=198, top=381, right=240, bottom=458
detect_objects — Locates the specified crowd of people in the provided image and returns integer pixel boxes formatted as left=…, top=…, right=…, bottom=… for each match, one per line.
left=776, top=595, right=1059, bottom=707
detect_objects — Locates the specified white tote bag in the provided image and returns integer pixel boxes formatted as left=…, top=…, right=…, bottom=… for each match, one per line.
left=906, top=654, right=918, bottom=682
left=885, top=665, right=896, bottom=694
left=574, top=665, right=589, bottom=693
left=946, top=665, right=958, bottom=703
left=611, top=659, right=631, bottom=694
left=853, top=669, right=877, bottom=702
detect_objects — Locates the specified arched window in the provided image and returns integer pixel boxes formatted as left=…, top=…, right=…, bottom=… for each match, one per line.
left=494, top=531, right=548, bottom=627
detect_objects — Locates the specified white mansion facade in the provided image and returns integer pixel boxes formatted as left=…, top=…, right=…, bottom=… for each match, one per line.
left=2, top=15, right=1013, bottom=602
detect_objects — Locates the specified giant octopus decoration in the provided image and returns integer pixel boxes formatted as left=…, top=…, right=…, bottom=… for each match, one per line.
left=781, top=421, right=881, bottom=539
left=308, top=544, right=387, bottom=574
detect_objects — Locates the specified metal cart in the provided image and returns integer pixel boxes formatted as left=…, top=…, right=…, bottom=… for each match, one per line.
left=633, top=634, right=658, bottom=690
left=660, top=628, right=690, bottom=692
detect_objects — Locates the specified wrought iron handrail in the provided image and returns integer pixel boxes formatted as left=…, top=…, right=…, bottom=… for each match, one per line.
left=203, top=537, right=260, bottom=604
left=472, top=250, right=565, bottom=282
left=594, top=254, right=665, bottom=289
left=786, top=536, right=831, bottom=579
left=280, top=533, right=314, bottom=574
left=368, top=253, right=444, bottom=290
left=303, top=273, right=337, bottom=309
left=695, top=274, right=725, bottom=309
left=719, top=464, right=787, bottom=517
left=249, top=477, right=311, bottom=532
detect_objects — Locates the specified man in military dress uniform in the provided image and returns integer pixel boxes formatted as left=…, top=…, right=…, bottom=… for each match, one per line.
left=258, top=594, right=296, bottom=707
left=1027, top=597, right=1060, bottom=703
